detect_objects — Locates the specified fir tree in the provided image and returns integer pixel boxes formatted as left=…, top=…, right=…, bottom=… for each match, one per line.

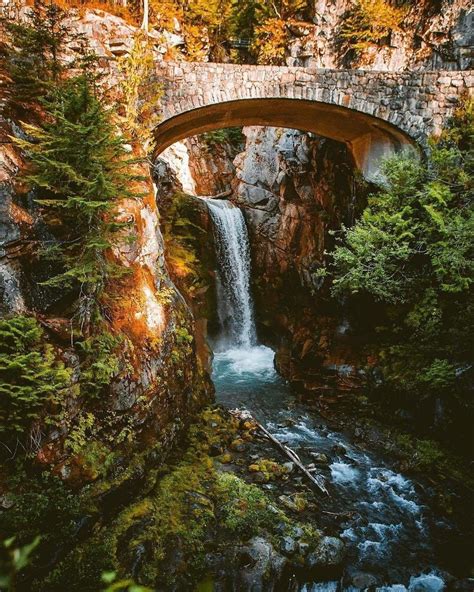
left=15, top=74, right=142, bottom=331
left=0, top=0, right=79, bottom=114
left=0, top=316, right=71, bottom=452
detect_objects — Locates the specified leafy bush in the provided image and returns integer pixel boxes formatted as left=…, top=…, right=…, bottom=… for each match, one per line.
left=252, top=1, right=311, bottom=64
left=330, top=100, right=473, bottom=399
left=0, top=316, right=71, bottom=447
left=200, top=127, right=244, bottom=148
left=253, top=18, right=289, bottom=65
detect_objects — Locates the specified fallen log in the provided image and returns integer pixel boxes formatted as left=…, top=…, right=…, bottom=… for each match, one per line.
left=230, top=409, right=330, bottom=496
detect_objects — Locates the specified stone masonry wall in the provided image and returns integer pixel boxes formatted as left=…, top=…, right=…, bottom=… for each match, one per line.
left=156, top=62, right=474, bottom=147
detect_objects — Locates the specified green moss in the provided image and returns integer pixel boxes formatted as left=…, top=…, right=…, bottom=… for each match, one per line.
left=248, top=458, right=289, bottom=482
left=216, top=472, right=283, bottom=535
left=9, top=407, right=314, bottom=590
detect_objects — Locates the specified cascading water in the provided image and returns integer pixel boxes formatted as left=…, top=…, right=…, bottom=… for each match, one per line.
left=206, top=198, right=257, bottom=349
left=205, top=197, right=457, bottom=590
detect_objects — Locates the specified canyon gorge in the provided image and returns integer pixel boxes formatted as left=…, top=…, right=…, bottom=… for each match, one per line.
left=0, top=1, right=473, bottom=591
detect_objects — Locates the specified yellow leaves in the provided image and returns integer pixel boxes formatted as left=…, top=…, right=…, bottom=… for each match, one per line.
left=340, top=0, right=408, bottom=51
left=117, top=30, right=163, bottom=151
left=150, top=0, right=184, bottom=31
left=183, top=23, right=209, bottom=61
left=253, top=18, right=289, bottom=65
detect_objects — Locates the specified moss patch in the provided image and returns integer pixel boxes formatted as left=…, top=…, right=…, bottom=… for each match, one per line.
left=31, top=407, right=317, bottom=591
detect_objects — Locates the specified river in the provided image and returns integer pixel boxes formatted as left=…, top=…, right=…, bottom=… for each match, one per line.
left=205, top=197, right=456, bottom=591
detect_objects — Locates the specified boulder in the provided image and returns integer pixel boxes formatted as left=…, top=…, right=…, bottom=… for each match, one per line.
left=351, top=572, right=378, bottom=589
left=306, top=536, right=345, bottom=568
left=280, top=536, right=297, bottom=555
left=234, top=537, right=288, bottom=592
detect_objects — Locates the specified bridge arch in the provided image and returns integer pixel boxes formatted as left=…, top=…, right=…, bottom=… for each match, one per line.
left=153, top=62, right=472, bottom=180
left=153, top=97, right=415, bottom=181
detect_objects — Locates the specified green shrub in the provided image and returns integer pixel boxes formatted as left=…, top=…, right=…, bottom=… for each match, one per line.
left=0, top=316, right=71, bottom=446
left=330, top=100, right=473, bottom=400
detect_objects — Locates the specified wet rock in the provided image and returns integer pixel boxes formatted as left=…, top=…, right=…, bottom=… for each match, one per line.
left=351, top=572, right=378, bottom=589
left=409, top=573, right=446, bottom=592
left=306, top=536, right=345, bottom=568
left=275, top=522, right=287, bottom=535
left=280, top=536, right=297, bottom=555
left=310, top=452, right=329, bottom=465
left=234, top=536, right=288, bottom=592
left=331, top=444, right=347, bottom=456
left=293, top=526, right=304, bottom=538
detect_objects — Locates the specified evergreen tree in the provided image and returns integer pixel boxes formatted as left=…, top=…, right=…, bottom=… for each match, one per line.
left=0, top=316, right=71, bottom=451
left=15, top=74, right=141, bottom=331
left=0, top=0, right=79, bottom=114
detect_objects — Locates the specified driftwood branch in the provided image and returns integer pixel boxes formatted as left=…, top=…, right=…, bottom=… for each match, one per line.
left=231, top=409, right=330, bottom=496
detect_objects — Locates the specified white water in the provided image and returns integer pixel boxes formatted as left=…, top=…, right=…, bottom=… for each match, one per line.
left=206, top=198, right=257, bottom=349
left=206, top=196, right=453, bottom=590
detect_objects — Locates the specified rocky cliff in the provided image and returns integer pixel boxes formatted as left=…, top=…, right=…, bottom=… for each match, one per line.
left=232, top=127, right=370, bottom=391
left=0, top=10, right=212, bottom=483
left=289, top=0, right=473, bottom=71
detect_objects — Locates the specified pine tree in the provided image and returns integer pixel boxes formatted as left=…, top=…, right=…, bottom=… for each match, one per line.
left=0, top=0, right=79, bottom=114
left=15, top=74, right=142, bottom=331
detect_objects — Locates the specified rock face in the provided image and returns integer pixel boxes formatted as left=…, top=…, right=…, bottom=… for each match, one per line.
left=0, top=12, right=212, bottom=480
left=214, top=537, right=288, bottom=592
left=306, top=536, right=345, bottom=568
left=159, top=134, right=240, bottom=197
left=289, top=0, right=473, bottom=71
left=232, top=126, right=368, bottom=391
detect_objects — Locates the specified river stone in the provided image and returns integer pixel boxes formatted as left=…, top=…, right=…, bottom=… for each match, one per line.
left=332, top=443, right=347, bottom=456
left=280, top=536, right=297, bottom=555
left=234, top=536, right=287, bottom=592
left=306, top=536, right=345, bottom=568
left=310, top=452, right=329, bottom=465
left=352, top=572, right=378, bottom=589
left=293, top=526, right=304, bottom=538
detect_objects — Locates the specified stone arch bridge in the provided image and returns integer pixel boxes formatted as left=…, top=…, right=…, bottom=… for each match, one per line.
left=153, top=62, right=473, bottom=178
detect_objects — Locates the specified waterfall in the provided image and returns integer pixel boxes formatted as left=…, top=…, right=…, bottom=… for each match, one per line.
left=206, top=198, right=257, bottom=349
